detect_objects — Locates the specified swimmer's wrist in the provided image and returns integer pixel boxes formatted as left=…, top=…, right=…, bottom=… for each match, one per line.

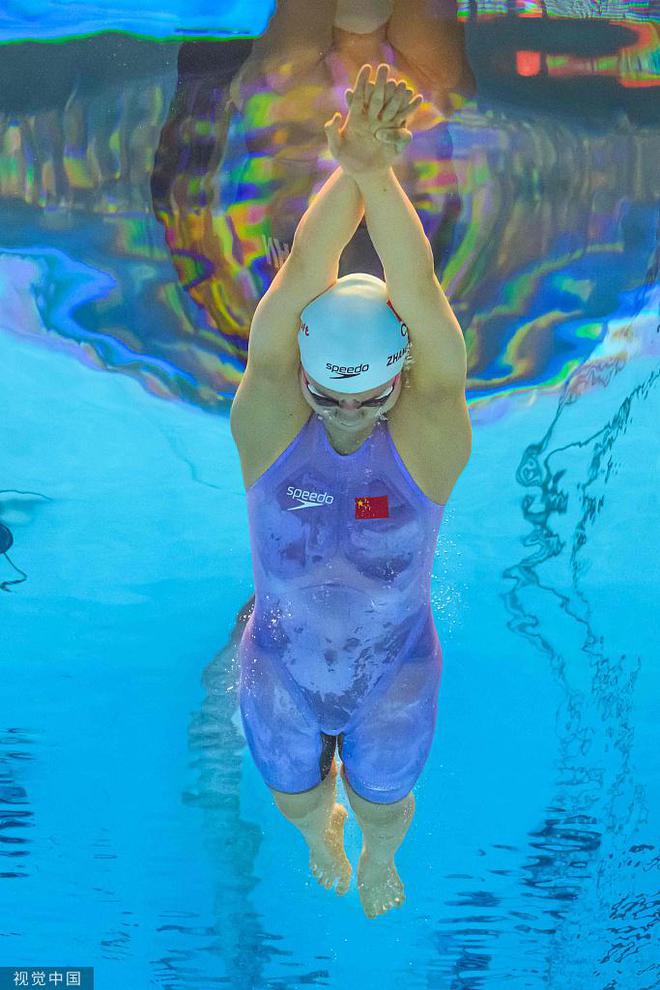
left=348, top=165, right=395, bottom=191
left=342, top=163, right=393, bottom=181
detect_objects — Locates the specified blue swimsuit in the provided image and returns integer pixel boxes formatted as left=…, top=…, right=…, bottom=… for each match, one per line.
left=238, top=412, right=446, bottom=803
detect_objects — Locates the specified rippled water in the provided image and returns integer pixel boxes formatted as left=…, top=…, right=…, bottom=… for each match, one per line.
left=1, top=3, right=659, bottom=988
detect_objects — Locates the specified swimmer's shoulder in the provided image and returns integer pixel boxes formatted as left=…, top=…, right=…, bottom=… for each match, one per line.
left=230, top=360, right=312, bottom=491
left=387, top=381, right=471, bottom=506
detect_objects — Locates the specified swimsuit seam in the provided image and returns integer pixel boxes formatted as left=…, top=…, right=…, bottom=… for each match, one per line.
left=384, top=420, right=446, bottom=509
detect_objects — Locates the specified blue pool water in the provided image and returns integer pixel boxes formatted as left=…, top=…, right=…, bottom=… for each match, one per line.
left=1, top=3, right=659, bottom=988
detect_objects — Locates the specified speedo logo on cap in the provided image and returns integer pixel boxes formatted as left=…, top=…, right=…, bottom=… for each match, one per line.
left=326, top=362, right=369, bottom=379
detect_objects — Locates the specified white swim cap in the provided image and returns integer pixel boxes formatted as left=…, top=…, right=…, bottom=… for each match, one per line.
left=298, top=273, right=409, bottom=394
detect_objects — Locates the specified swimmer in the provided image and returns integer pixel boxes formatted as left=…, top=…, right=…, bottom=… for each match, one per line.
left=230, top=64, right=471, bottom=919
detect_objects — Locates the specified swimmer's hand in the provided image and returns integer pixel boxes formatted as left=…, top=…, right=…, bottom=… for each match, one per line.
left=324, top=63, right=422, bottom=176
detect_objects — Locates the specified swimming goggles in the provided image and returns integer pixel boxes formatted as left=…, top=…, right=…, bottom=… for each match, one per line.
left=303, top=370, right=400, bottom=409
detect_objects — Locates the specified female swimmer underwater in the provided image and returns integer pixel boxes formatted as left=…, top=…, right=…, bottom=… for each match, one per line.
left=230, top=64, right=472, bottom=920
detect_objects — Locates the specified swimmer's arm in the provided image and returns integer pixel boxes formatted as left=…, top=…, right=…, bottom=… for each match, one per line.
left=353, top=166, right=467, bottom=391
left=248, top=166, right=365, bottom=369
left=293, top=165, right=365, bottom=273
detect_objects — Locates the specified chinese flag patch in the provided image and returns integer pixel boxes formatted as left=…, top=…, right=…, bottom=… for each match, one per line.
left=355, top=495, right=389, bottom=519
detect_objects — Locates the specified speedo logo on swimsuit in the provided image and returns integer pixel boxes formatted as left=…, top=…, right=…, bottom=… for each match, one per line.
left=325, top=362, right=369, bottom=379
left=286, top=485, right=335, bottom=510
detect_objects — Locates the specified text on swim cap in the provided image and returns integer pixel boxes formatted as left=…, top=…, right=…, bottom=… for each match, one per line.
left=299, top=320, right=310, bottom=335
left=386, top=299, right=409, bottom=336
left=386, top=346, right=408, bottom=366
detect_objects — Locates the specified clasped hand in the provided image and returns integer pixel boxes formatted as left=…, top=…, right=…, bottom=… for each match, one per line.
left=324, top=63, right=423, bottom=176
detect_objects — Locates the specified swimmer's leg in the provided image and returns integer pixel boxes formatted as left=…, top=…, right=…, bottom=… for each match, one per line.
left=386, top=0, right=476, bottom=110
left=230, top=0, right=337, bottom=105
left=340, top=764, right=414, bottom=919
left=250, top=0, right=336, bottom=64
left=337, top=628, right=442, bottom=919
left=239, top=645, right=351, bottom=894
left=271, top=756, right=352, bottom=896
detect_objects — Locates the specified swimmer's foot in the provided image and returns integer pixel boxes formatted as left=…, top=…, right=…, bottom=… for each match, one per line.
left=308, top=803, right=352, bottom=895
left=357, top=848, right=405, bottom=918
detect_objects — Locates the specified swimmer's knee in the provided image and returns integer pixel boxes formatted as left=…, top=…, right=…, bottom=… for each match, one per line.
left=340, top=765, right=414, bottom=819
left=271, top=764, right=337, bottom=819
left=271, top=781, right=324, bottom=818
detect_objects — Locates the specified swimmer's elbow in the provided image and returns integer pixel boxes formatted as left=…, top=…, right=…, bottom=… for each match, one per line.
left=247, top=248, right=338, bottom=372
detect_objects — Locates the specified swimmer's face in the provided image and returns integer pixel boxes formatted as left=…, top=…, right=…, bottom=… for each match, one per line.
left=299, top=365, right=402, bottom=429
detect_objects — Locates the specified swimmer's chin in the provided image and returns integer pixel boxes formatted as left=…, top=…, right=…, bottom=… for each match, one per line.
left=332, top=414, right=369, bottom=429
left=336, top=421, right=368, bottom=432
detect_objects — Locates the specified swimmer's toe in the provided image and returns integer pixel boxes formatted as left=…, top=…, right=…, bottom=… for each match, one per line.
left=308, top=803, right=352, bottom=896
